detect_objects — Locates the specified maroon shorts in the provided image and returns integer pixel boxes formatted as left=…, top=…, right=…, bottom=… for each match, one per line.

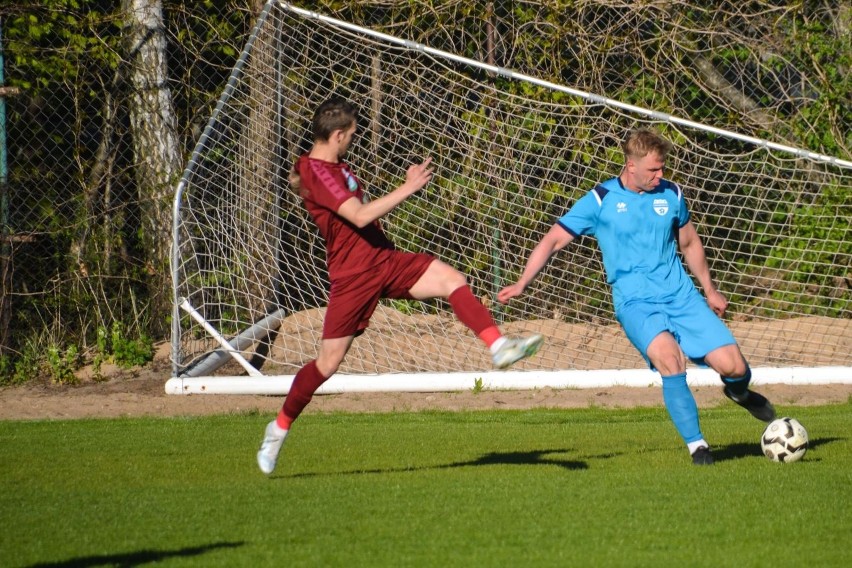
left=322, top=251, right=434, bottom=339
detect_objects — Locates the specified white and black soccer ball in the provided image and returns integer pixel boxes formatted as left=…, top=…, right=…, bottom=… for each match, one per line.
left=761, top=417, right=808, bottom=463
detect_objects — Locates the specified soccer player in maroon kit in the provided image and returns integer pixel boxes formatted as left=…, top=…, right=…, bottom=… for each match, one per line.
left=257, top=98, right=543, bottom=474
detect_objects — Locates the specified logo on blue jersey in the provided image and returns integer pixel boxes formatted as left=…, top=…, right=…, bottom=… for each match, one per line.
left=616, top=202, right=628, bottom=213
left=653, top=198, right=669, bottom=216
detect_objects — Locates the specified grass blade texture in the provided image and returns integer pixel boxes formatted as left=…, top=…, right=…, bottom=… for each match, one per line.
left=1, top=402, right=850, bottom=567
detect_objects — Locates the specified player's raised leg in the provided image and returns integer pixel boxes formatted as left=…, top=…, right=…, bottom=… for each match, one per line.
left=407, top=258, right=543, bottom=368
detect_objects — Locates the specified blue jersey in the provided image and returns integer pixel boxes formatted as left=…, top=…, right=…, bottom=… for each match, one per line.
left=557, top=177, right=695, bottom=309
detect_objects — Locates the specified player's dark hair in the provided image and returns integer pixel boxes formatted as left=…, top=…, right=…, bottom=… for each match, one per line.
left=312, top=98, right=358, bottom=141
left=622, top=128, right=673, bottom=160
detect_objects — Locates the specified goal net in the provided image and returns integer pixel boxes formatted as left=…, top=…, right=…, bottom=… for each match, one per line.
left=169, top=1, right=851, bottom=394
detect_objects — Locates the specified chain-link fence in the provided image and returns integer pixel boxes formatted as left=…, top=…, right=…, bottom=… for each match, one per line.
left=2, top=1, right=849, bottom=383
left=2, top=1, right=267, bottom=382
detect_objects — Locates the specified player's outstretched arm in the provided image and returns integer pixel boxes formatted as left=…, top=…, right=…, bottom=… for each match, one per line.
left=337, top=158, right=433, bottom=228
left=678, top=220, right=728, bottom=317
left=498, top=224, right=574, bottom=304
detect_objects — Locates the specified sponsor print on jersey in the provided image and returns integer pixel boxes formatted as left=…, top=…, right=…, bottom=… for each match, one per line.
left=617, top=201, right=628, bottom=213
left=653, top=198, right=669, bottom=216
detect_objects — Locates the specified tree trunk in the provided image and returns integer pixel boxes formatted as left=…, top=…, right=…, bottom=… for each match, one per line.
left=692, top=54, right=776, bottom=130
left=121, top=0, right=181, bottom=328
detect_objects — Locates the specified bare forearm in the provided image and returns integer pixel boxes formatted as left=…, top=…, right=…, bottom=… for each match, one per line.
left=516, top=242, right=558, bottom=289
left=351, top=183, right=418, bottom=227
left=499, top=225, right=574, bottom=304
left=522, top=227, right=575, bottom=287
left=345, top=159, right=432, bottom=227
left=517, top=227, right=575, bottom=288
left=682, top=242, right=717, bottom=293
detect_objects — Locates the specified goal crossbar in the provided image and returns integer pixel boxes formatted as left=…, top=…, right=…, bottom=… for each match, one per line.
left=281, top=2, right=851, bottom=170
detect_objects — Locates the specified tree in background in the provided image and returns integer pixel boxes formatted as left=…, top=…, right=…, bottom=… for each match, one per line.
left=121, top=0, right=181, bottom=326
left=0, top=0, right=256, bottom=380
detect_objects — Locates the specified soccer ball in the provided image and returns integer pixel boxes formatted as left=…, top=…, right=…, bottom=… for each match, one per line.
left=761, top=417, right=808, bottom=463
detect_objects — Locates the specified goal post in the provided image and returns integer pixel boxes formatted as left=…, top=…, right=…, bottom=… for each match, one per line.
left=169, top=1, right=851, bottom=395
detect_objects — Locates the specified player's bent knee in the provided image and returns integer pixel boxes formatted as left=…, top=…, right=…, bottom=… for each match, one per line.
left=416, top=261, right=467, bottom=298
left=444, top=267, right=467, bottom=289
left=717, top=361, right=748, bottom=379
left=315, top=350, right=347, bottom=377
left=656, top=358, right=686, bottom=376
left=707, top=346, right=748, bottom=377
left=647, top=339, right=686, bottom=376
left=648, top=348, right=685, bottom=375
left=316, top=359, right=341, bottom=377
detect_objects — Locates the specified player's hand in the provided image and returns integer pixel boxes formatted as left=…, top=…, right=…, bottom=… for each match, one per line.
left=705, top=289, right=728, bottom=317
left=497, top=283, right=525, bottom=305
left=404, top=157, right=433, bottom=192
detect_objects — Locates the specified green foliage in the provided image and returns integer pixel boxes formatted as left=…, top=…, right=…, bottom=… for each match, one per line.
left=4, top=1, right=121, bottom=93
left=387, top=299, right=420, bottom=316
left=758, top=185, right=851, bottom=316
left=12, top=347, right=41, bottom=385
left=0, top=335, right=59, bottom=385
left=472, top=376, right=483, bottom=393
left=45, top=344, right=80, bottom=385
left=106, top=322, right=154, bottom=369
left=779, top=12, right=852, bottom=157
left=90, top=324, right=108, bottom=379
left=3, top=0, right=257, bottom=363
left=0, top=317, right=154, bottom=385
left=0, top=343, right=40, bottom=386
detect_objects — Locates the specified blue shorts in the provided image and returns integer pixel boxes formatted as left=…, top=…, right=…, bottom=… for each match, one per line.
left=616, top=292, right=736, bottom=369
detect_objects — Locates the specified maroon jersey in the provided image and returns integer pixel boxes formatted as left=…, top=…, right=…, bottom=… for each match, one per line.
left=295, top=154, right=396, bottom=279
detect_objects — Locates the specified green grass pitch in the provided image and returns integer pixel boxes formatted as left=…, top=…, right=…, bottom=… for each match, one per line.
left=1, top=402, right=850, bottom=567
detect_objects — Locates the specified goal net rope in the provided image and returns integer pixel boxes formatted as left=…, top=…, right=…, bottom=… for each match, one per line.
left=169, top=1, right=851, bottom=394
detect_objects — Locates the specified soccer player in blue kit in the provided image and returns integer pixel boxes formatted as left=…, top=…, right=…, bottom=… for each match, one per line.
left=498, top=127, right=776, bottom=465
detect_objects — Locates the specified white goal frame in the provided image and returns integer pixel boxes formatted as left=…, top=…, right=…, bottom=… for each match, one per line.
left=168, top=1, right=852, bottom=395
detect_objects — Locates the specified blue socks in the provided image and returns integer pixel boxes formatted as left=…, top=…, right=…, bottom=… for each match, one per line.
left=662, top=373, right=704, bottom=445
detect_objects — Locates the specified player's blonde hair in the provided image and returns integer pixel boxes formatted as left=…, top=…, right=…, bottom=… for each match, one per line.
left=622, top=128, right=673, bottom=161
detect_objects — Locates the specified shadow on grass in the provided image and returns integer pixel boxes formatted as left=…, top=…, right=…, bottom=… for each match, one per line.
left=713, top=436, right=842, bottom=462
left=24, top=541, right=244, bottom=568
left=285, top=448, right=590, bottom=479
left=451, top=449, right=588, bottom=471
